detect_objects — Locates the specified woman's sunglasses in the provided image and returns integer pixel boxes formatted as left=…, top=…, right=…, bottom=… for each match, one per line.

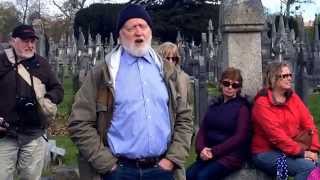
left=165, top=56, right=179, bottom=62
left=221, top=80, right=241, bottom=89
left=278, top=73, right=292, bottom=79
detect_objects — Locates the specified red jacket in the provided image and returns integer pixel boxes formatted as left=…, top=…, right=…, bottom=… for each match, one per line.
left=251, top=89, right=320, bottom=156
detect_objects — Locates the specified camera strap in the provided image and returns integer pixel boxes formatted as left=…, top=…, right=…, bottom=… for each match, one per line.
left=5, top=48, right=57, bottom=118
left=4, top=48, right=45, bottom=99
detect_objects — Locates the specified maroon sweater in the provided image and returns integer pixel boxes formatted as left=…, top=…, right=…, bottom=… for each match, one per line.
left=196, top=96, right=251, bottom=169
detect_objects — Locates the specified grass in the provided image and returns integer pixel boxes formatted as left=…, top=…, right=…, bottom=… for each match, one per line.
left=308, top=93, right=320, bottom=126
left=53, top=135, right=79, bottom=166
left=53, top=70, right=78, bottom=166
left=208, top=82, right=219, bottom=97
left=57, top=74, right=74, bottom=123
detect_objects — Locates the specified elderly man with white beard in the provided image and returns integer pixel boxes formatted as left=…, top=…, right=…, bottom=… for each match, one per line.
left=0, top=24, right=64, bottom=180
left=68, top=4, right=193, bottom=180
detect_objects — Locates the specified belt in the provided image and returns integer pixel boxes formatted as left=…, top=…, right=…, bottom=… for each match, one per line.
left=117, top=156, right=162, bottom=169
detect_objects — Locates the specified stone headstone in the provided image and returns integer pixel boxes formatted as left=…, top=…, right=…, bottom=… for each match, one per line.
left=32, top=19, right=46, bottom=58
left=221, top=0, right=265, bottom=97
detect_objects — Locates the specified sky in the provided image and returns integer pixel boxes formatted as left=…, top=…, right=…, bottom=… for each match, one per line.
left=2, top=0, right=320, bottom=21
left=261, top=0, right=320, bottom=21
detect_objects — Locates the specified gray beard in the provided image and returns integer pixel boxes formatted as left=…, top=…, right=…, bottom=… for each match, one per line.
left=121, top=38, right=151, bottom=57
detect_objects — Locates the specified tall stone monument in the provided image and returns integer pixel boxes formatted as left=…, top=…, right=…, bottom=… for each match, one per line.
left=221, top=0, right=265, bottom=97
left=32, top=19, right=46, bottom=58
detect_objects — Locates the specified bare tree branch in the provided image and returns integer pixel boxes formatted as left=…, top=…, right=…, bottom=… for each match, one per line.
left=52, top=0, right=70, bottom=18
left=79, top=0, right=87, bottom=9
left=22, top=0, right=29, bottom=23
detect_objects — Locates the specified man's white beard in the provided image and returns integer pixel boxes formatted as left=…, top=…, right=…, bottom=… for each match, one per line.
left=121, top=36, right=152, bottom=57
left=21, top=51, right=34, bottom=59
left=17, top=49, right=35, bottom=60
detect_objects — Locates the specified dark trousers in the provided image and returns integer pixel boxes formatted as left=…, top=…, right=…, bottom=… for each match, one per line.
left=103, top=161, right=174, bottom=180
left=186, top=159, right=234, bottom=180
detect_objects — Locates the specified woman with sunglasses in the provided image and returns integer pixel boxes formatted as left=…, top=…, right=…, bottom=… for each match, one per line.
left=186, top=67, right=251, bottom=180
left=251, top=62, right=320, bottom=180
left=157, top=42, right=192, bottom=179
left=157, top=42, right=191, bottom=103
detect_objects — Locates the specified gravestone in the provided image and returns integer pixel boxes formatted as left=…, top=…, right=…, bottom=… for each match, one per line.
left=224, top=162, right=275, bottom=180
left=221, top=1, right=273, bottom=179
left=221, top=0, right=265, bottom=97
left=32, top=19, right=47, bottom=58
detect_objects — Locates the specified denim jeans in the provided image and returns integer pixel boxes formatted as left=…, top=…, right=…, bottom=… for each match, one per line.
left=186, top=159, right=235, bottom=180
left=0, top=135, right=47, bottom=180
left=103, top=162, right=174, bottom=180
left=252, top=151, right=316, bottom=180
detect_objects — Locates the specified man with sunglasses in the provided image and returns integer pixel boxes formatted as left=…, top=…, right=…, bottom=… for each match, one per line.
left=68, top=4, right=193, bottom=180
left=0, top=24, right=64, bottom=180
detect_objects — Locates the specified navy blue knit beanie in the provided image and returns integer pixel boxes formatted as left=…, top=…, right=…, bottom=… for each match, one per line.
left=116, top=4, right=152, bottom=37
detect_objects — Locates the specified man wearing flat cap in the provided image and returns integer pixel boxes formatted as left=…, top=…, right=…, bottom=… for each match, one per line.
left=68, top=4, right=193, bottom=180
left=0, top=24, right=64, bottom=180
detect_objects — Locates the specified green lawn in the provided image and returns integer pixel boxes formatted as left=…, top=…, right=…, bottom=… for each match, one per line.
left=53, top=135, right=79, bottom=166
left=57, top=75, right=74, bottom=122
left=309, top=93, right=320, bottom=126
left=52, top=72, right=78, bottom=166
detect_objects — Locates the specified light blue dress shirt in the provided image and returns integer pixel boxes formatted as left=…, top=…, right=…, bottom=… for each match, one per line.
left=107, top=50, right=171, bottom=158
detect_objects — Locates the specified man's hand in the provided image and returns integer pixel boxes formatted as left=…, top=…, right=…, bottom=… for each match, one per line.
left=0, top=117, right=8, bottom=132
left=158, top=158, right=174, bottom=171
left=110, top=164, right=117, bottom=172
left=200, top=147, right=213, bottom=161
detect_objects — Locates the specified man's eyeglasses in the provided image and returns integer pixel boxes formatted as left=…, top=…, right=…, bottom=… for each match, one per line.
left=165, top=56, right=179, bottom=62
left=221, top=80, right=241, bottom=89
left=278, top=73, right=292, bottom=79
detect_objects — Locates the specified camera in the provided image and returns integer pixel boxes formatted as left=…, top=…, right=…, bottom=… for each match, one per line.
left=16, top=96, right=36, bottom=111
left=15, top=96, right=41, bottom=127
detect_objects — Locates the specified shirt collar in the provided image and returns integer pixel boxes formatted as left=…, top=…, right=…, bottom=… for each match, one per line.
left=267, top=88, right=293, bottom=106
left=121, top=49, right=153, bottom=65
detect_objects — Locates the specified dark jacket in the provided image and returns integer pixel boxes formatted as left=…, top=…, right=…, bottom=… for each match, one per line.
left=0, top=49, right=64, bottom=138
left=68, top=46, right=193, bottom=180
left=195, top=96, right=251, bottom=169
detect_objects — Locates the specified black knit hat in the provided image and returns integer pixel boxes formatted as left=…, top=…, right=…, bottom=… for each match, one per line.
left=116, top=4, right=152, bottom=37
left=12, top=24, right=38, bottom=39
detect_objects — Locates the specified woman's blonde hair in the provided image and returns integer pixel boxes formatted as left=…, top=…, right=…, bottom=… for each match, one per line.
left=264, top=62, right=291, bottom=89
left=157, top=42, right=181, bottom=65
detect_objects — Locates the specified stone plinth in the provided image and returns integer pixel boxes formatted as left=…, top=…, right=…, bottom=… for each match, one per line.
left=224, top=162, right=275, bottom=180
left=221, top=0, right=265, bottom=97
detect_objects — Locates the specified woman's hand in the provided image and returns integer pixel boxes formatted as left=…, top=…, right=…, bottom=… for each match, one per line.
left=200, top=147, right=213, bottom=161
left=304, top=151, right=318, bottom=162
